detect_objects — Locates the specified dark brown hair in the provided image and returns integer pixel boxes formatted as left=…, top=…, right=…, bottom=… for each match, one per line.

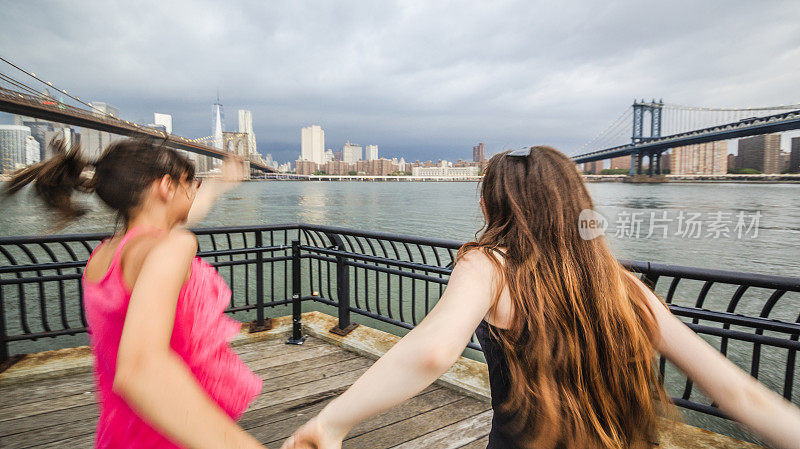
left=4, top=137, right=195, bottom=227
left=459, top=146, right=672, bottom=449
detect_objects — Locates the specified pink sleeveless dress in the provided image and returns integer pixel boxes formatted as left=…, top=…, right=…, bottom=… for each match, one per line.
left=82, top=226, right=263, bottom=448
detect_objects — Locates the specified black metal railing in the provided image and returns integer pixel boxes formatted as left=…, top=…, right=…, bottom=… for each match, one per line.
left=1, top=223, right=798, bottom=425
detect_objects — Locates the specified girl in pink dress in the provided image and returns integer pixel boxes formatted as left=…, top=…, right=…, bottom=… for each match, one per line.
left=6, top=139, right=264, bottom=449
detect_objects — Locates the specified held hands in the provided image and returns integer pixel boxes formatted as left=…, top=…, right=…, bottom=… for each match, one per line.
left=281, top=416, right=344, bottom=449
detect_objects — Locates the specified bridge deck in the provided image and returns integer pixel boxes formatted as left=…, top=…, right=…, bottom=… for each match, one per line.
left=0, top=336, right=492, bottom=449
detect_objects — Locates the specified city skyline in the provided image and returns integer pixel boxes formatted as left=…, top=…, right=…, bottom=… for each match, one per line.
left=1, top=1, right=799, bottom=164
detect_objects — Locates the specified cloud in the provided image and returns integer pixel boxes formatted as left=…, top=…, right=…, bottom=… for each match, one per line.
left=1, top=0, right=798, bottom=163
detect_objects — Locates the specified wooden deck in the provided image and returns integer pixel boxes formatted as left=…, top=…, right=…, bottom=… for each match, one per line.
left=0, top=336, right=492, bottom=449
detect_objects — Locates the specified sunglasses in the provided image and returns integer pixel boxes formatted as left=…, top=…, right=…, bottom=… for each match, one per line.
left=505, top=147, right=531, bottom=158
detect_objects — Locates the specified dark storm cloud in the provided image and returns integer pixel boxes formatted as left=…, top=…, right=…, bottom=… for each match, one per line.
left=1, top=0, right=798, bottom=163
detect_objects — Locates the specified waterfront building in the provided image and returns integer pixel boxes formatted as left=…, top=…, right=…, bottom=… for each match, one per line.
left=790, top=137, right=800, bottom=173
left=609, top=155, right=631, bottom=170
left=82, top=102, right=123, bottom=162
left=670, top=141, right=727, bottom=175
left=25, top=136, right=40, bottom=165
left=398, top=157, right=406, bottom=172
left=324, top=149, right=334, bottom=163
left=342, top=141, right=362, bottom=164
left=0, top=125, right=31, bottom=173
left=154, top=113, right=173, bottom=134
left=737, top=134, right=781, bottom=174
left=301, top=125, right=325, bottom=165
left=354, top=158, right=396, bottom=176
left=473, top=142, right=486, bottom=162
left=412, top=162, right=480, bottom=177
left=295, top=159, right=318, bottom=175
left=323, top=160, right=352, bottom=175
left=366, top=145, right=379, bottom=161
left=583, top=160, right=602, bottom=174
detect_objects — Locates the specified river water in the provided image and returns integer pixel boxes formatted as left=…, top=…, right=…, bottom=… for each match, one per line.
left=3, top=180, right=798, bottom=276
left=1, top=180, right=799, bottom=443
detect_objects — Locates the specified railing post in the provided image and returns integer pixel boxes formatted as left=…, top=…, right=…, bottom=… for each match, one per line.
left=328, top=233, right=358, bottom=336
left=249, top=230, right=271, bottom=332
left=286, top=239, right=306, bottom=345
left=0, top=288, right=8, bottom=366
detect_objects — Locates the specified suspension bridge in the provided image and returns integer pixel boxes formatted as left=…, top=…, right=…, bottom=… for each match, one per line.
left=0, top=57, right=278, bottom=174
left=572, top=99, right=800, bottom=176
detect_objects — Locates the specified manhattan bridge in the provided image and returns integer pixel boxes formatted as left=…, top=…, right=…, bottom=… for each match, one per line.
left=572, top=99, right=800, bottom=175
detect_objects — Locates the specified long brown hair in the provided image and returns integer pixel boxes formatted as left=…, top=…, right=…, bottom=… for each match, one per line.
left=4, top=137, right=195, bottom=228
left=459, top=146, right=672, bottom=449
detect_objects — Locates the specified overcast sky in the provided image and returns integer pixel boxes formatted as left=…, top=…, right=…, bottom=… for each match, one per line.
left=1, top=0, right=799, bottom=163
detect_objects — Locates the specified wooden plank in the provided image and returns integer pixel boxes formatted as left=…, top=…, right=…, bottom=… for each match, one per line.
left=29, top=433, right=95, bottom=448
left=391, top=410, right=492, bottom=449
left=342, top=397, right=491, bottom=449
left=243, top=386, right=447, bottom=446
left=0, top=340, right=349, bottom=423
left=0, top=372, right=95, bottom=408
left=1, top=415, right=98, bottom=449
left=0, top=403, right=96, bottom=437
left=0, top=337, right=321, bottom=409
left=248, top=367, right=369, bottom=412
left=458, top=435, right=490, bottom=449
left=246, top=343, right=342, bottom=372
left=235, top=336, right=327, bottom=362
left=0, top=390, right=96, bottom=422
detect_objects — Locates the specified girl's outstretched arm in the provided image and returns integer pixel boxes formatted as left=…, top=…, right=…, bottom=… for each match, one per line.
left=114, top=229, right=264, bottom=449
left=185, top=157, right=245, bottom=226
left=634, top=275, right=800, bottom=449
left=282, top=249, right=497, bottom=449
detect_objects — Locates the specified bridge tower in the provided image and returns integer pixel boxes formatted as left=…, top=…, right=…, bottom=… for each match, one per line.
left=630, top=99, right=664, bottom=175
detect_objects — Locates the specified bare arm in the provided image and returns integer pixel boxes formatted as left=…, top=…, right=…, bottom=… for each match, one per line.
left=114, top=229, right=263, bottom=449
left=185, top=157, right=245, bottom=226
left=634, top=274, right=800, bottom=449
left=282, top=250, right=496, bottom=448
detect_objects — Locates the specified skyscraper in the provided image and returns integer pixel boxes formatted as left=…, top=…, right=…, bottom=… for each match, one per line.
left=154, top=113, right=172, bottom=134
left=25, top=136, right=40, bottom=165
left=670, top=141, right=727, bottom=175
left=238, top=110, right=257, bottom=156
left=82, top=102, right=123, bottom=161
left=472, top=142, right=486, bottom=162
left=789, top=137, right=799, bottom=173
left=0, top=125, right=31, bottom=173
left=301, top=125, right=325, bottom=165
left=342, top=142, right=363, bottom=164
left=738, top=134, right=781, bottom=174
left=366, top=145, right=379, bottom=161
left=212, top=94, right=225, bottom=150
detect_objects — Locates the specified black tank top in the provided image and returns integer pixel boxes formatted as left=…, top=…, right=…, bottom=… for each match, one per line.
left=475, top=319, right=521, bottom=449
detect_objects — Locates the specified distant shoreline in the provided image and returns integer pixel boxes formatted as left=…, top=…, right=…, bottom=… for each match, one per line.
left=245, top=173, right=800, bottom=183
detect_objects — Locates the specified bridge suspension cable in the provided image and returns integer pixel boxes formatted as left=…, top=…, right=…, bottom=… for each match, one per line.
left=574, top=108, right=632, bottom=154
left=0, top=55, right=122, bottom=122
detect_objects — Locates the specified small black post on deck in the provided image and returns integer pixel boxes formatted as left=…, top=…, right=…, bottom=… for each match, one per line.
left=287, top=239, right=306, bottom=345
left=0, top=288, right=8, bottom=366
left=249, top=230, right=271, bottom=332
left=327, top=233, right=358, bottom=336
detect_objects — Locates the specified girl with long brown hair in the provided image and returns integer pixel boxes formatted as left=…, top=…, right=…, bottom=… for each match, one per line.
left=282, top=146, right=800, bottom=449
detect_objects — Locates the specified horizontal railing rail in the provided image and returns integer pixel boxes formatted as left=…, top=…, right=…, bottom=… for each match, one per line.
left=1, top=223, right=798, bottom=423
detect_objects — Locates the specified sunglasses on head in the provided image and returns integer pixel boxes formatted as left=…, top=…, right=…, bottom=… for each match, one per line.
left=505, top=147, right=531, bottom=158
